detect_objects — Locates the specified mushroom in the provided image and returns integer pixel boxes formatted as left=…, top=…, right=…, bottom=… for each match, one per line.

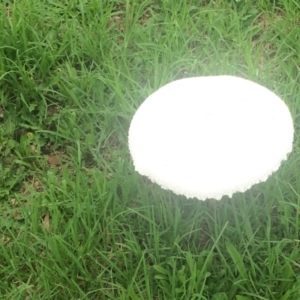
left=128, top=75, right=294, bottom=200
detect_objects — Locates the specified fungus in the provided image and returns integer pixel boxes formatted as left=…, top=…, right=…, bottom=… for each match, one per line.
left=128, top=76, right=294, bottom=200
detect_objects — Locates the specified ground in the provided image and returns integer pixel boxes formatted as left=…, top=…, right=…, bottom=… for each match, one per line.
left=0, top=0, right=300, bottom=299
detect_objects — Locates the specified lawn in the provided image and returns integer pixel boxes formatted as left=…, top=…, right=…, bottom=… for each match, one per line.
left=0, top=0, right=300, bottom=299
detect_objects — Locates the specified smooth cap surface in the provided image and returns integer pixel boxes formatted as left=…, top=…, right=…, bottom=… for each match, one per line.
left=128, top=76, right=294, bottom=200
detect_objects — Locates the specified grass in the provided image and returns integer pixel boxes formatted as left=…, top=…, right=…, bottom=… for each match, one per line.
left=0, top=0, right=300, bottom=299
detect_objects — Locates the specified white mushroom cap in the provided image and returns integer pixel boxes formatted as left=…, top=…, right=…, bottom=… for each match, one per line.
left=128, top=76, right=294, bottom=200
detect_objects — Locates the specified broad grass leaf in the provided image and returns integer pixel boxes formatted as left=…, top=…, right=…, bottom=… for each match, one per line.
left=225, top=242, right=247, bottom=279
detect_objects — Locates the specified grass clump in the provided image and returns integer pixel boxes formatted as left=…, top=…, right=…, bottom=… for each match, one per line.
left=1, top=0, right=300, bottom=299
